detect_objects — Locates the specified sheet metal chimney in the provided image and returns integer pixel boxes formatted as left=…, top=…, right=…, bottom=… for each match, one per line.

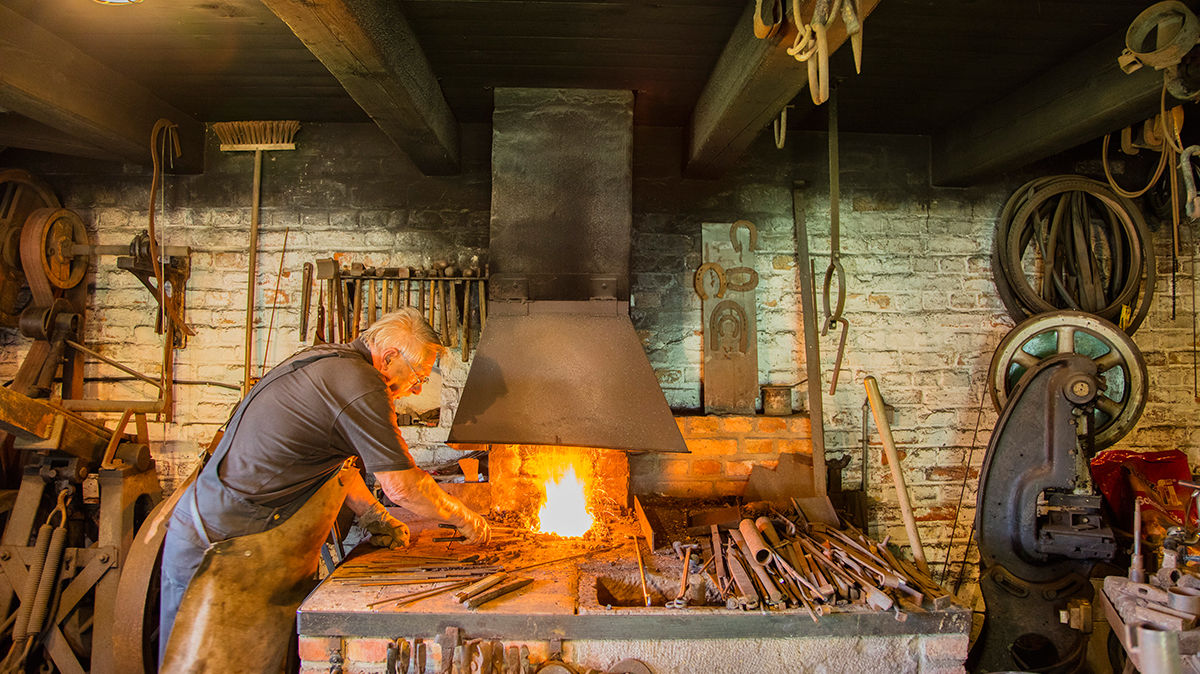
left=447, top=88, right=686, bottom=453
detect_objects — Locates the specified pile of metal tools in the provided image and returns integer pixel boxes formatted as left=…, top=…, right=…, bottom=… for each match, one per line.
left=700, top=514, right=950, bottom=620
left=343, top=538, right=616, bottom=611
left=304, top=259, right=487, bottom=359
left=1100, top=488, right=1200, bottom=669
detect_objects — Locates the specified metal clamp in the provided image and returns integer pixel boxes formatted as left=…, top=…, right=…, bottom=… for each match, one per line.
left=1119, top=1, right=1200, bottom=73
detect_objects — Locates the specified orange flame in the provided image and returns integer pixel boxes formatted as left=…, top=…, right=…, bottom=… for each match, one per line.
left=536, top=464, right=594, bottom=537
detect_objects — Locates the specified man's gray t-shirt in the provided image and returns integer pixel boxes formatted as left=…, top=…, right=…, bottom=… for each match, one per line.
left=216, top=338, right=415, bottom=513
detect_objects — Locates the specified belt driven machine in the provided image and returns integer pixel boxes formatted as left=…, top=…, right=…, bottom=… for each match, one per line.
left=972, top=312, right=1148, bottom=672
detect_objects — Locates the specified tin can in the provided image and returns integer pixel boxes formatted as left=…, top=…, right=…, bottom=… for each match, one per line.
left=761, top=385, right=793, bottom=416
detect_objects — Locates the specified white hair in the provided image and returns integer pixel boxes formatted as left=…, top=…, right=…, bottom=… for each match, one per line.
left=360, top=307, right=444, bottom=364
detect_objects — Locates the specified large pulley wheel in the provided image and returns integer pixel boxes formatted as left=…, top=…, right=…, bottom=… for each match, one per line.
left=0, top=170, right=60, bottom=323
left=22, top=208, right=89, bottom=290
left=0, top=170, right=59, bottom=270
left=988, top=311, right=1147, bottom=448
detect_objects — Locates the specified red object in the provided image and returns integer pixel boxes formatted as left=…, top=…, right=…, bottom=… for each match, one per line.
left=1090, top=449, right=1192, bottom=528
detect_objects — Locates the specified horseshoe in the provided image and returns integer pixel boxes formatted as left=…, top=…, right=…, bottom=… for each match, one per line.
left=724, top=266, right=759, bottom=292
left=694, top=262, right=727, bottom=300
left=729, top=219, right=758, bottom=254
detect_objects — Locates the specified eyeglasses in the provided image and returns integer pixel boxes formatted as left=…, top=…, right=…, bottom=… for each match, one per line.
left=394, top=352, right=439, bottom=390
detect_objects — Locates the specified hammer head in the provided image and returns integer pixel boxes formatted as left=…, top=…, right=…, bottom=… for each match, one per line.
left=673, top=541, right=699, bottom=560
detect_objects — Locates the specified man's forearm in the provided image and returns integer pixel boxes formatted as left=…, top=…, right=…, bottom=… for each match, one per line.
left=342, top=469, right=380, bottom=517
left=377, top=468, right=472, bottom=523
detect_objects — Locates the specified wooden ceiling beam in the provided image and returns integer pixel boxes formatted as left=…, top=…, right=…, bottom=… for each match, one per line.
left=260, top=0, right=460, bottom=175
left=0, top=114, right=119, bottom=162
left=0, top=5, right=204, bottom=173
left=931, top=30, right=1165, bottom=187
left=686, top=0, right=881, bottom=178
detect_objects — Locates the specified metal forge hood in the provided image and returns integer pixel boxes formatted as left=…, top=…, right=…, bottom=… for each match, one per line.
left=447, top=88, right=686, bottom=453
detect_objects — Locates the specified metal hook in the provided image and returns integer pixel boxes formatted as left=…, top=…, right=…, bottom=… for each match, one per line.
left=47, top=488, right=71, bottom=528
left=828, top=317, right=849, bottom=395
left=821, top=259, right=846, bottom=335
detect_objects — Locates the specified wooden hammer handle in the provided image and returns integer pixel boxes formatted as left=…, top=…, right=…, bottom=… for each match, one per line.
left=864, top=375, right=929, bottom=575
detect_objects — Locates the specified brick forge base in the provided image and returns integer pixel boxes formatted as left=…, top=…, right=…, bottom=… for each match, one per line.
left=629, top=414, right=813, bottom=499
left=301, top=633, right=968, bottom=674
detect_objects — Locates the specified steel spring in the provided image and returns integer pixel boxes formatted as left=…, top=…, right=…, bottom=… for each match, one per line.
left=10, top=524, right=52, bottom=642
left=25, top=525, right=66, bottom=639
left=992, top=175, right=1155, bottom=335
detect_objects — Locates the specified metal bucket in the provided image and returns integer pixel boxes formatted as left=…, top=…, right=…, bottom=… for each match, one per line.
left=761, top=385, right=793, bottom=416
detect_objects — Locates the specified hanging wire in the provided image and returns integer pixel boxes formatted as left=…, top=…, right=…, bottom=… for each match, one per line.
left=260, top=227, right=290, bottom=377
left=940, top=384, right=989, bottom=587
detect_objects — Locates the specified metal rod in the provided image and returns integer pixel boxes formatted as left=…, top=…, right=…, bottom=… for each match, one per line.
left=261, top=226, right=289, bottom=377
left=632, top=537, right=650, bottom=606
left=793, top=183, right=828, bottom=495
left=65, top=340, right=161, bottom=389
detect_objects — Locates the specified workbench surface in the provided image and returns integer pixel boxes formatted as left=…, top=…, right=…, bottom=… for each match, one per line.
left=298, top=520, right=971, bottom=640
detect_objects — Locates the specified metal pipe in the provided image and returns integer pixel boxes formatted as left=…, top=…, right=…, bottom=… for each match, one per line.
left=738, top=519, right=772, bottom=564
left=864, top=375, right=929, bottom=574
left=1131, top=496, right=1146, bottom=583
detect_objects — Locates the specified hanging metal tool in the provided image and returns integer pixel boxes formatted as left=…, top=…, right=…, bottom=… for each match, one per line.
left=823, top=87, right=849, bottom=395
left=793, top=181, right=828, bottom=496
left=299, top=262, right=313, bottom=341
left=786, top=0, right=863, bottom=105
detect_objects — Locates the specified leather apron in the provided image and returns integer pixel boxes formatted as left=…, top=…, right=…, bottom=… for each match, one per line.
left=162, top=345, right=362, bottom=672
left=161, top=464, right=350, bottom=673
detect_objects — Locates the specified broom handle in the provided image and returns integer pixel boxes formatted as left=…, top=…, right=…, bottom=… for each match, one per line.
left=243, top=148, right=262, bottom=395
left=864, top=375, right=929, bottom=575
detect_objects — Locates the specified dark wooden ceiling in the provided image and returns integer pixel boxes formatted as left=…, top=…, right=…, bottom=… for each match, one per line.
left=0, top=0, right=1177, bottom=181
left=0, top=0, right=1151, bottom=129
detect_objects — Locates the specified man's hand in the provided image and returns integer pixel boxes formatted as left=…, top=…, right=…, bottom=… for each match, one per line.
left=359, top=501, right=410, bottom=549
left=456, top=508, right=491, bottom=545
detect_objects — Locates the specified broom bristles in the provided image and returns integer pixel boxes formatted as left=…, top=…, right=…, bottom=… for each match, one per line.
left=212, top=120, right=300, bottom=148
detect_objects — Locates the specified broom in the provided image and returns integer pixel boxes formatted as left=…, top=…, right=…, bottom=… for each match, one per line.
left=212, top=121, right=301, bottom=395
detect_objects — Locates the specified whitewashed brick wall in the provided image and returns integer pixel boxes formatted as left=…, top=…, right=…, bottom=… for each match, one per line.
left=2, top=123, right=1196, bottom=596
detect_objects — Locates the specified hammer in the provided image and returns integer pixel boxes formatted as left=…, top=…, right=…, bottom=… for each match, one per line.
left=670, top=542, right=699, bottom=608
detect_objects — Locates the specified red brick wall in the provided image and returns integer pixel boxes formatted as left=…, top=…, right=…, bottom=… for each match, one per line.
left=628, top=415, right=812, bottom=498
